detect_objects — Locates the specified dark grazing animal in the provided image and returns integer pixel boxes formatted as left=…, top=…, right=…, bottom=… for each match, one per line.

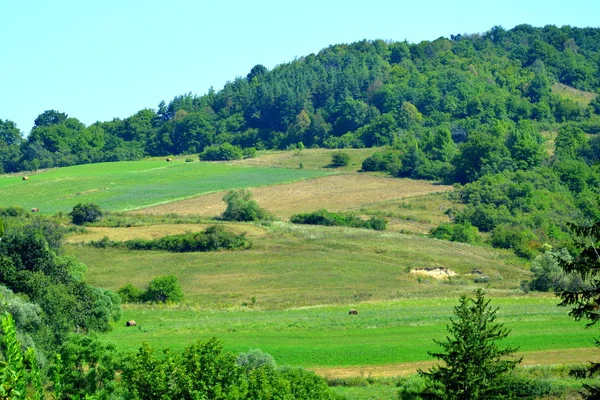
left=348, top=309, right=358, bottom=315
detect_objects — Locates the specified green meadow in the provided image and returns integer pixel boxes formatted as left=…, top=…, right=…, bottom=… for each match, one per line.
left=0, top=159, right=326, bottom=213
left=4, top=152, right=598, bottom=392
left=101, top=296, right=594, bottom=369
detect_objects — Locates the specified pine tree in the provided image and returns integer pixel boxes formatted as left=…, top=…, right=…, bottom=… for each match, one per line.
left=558, top=221, right=600, bottom=398
left=418, top=289, right=521, bottom=399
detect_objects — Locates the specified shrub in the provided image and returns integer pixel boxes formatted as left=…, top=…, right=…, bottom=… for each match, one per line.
left=143, top=275, right=183, bottom=303
left=430, top=222, right=478, bottom=244
left=69, top=203, right=103, bottom=225
left=331, top=151, right=350, bottom=167
left=243, top=147, right=257, bottom=159
left=0, top=206, right=28, bottom=217
left=236, top=349, right=276, bottom=371
left=222, top=189, right=272, bottom=222
left=199, top=143, right=243, bottom=161
left=290, top=209, right=387, bottom=230
left=88, top=226, right=251, bottom=253
left=117, top=283, right=144, bottom=303
left=491, top=224, right=536, bottom=258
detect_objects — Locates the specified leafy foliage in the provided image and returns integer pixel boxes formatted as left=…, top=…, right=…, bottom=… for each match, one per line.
left=221, top=189, right=273, bottom=222
left=199, top=142, right=244, bottom=161
left=0, top=222, right=121, bottom=361
left=331, top=151, right=351, bottom=167
left=88, top=225, right=251, bottom=252
left=417, top=290, right=521, bottom=399
left=69, top=202, right=103, bottom=225
left=3, top=25, right=600, bottom=175
left=143, top=275, right=183, bottom=303
left=557, top=220, right=600, bottom=398
left=290, top=209, right=387, bottom=230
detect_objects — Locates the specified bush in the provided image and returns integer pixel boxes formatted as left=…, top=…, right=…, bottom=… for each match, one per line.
left=236, top=349, right=276, bottom=371
left=221, top=189, right=272, bottom=222
left=88, top=225, right=251, bottom=253
left=491, top=224, right=536, bottom=258
left=243, top=147, right=257, bottom=159
left=143, top=275, right=183, bottom=303
left=69, top=203, right=103, bottom=225
left=290, top=209, right=387, bottom=230
left=199, top=143, right=243, bottom=161
left=331, top=151, right=350, bottom=167
left=430, top=222, right=478, bottom=244
left=117, top=283, right=144, bottom=303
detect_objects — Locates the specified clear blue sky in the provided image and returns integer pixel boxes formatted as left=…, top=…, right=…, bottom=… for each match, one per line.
left=2, top=0, right=599, bottom=134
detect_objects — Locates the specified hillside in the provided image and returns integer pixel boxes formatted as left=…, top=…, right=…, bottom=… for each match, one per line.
left=1, top=24, right=600, bottom=176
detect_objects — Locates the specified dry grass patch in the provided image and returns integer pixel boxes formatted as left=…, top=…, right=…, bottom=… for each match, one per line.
left=313, top=348, right=599, bottom=378
left=135, top=175, right=452, bottom=220
left=65, top=223, right=268, bottom=244
left=233, top=148, right=380, bottom=172
left=552, top=83, right=597, bottom=107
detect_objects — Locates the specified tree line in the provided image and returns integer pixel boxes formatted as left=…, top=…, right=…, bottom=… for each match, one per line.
left=1, top=24, right=600, bottom=174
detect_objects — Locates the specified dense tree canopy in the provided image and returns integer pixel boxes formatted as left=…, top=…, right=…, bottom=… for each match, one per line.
left=1, top=24, right=599, bottom=175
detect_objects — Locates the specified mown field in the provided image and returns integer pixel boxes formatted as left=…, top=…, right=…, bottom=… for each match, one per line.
left=0, top=158, right=326, bottom=213
left=95, top=297, right=596, bottom=372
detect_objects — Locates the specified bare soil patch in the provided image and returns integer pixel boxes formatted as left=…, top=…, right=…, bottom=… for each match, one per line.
left=410, top=267, right=457, bottom=280
left=134, top=174, right=452, bottom=220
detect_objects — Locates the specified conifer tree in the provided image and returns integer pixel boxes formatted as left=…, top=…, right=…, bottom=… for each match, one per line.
left=418, top=289, right=521, bottom=399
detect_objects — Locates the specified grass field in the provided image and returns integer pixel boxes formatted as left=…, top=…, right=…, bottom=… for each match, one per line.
left=0, top=159, right=326, bottom=213
left=67, top=222, right=526, bottom=308
left=4, top=149, right=596, bottom=397
left=98, top=296, right=596, bottom=373
left=135, top=175, right=452, bottom=221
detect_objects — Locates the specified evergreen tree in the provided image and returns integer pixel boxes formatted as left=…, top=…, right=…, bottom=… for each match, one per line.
left=558, top=220, right=600, bottom=398
left=418, top=289, right=521, bottom=399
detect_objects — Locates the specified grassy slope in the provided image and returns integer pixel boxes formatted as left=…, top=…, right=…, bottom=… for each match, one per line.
left=67, top=222, right=597, bottom=373
left=552, top=83, right=598, bottom=107
left=0, top=159, right=326, bottom=213
left=68, top=223, right=526, bottom=308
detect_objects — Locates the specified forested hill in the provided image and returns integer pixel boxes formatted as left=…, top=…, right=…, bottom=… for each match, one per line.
left=1, top=24, right=600, bottom=174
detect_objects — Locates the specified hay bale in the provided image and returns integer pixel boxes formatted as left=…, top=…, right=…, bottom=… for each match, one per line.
left=166, top=157, right=172, bottom=162
left=348, top=309, right=358, bottom=315
left=31, top=208, right=39, bottom=212
left=22, top=176, right=28, bottom=180
left=126, top=320, right=137, bottom=327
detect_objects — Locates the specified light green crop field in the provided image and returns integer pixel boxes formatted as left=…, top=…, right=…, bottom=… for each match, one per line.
left=101, top=296, right=594, bottom=370
left=0, top=159, right=326, bottom=213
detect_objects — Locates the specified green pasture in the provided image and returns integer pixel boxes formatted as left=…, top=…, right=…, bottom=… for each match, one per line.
left=68, top=222, right=526, bottom=309
left=0, top=159, right=326, bottom=213
left=102, top=296, right=595, bottom=369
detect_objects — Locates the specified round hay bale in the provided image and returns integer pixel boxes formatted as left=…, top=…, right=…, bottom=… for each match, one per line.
left=31, top=208, right=39, bottom=212
left=126, top=320, right=137, bottom=327
left=22, top=176, right=28, bottom=180
left=166, top=157, right=172, bottom=162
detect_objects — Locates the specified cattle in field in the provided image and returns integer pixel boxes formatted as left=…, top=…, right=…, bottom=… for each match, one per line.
left=348, top=309, right=358, bottom=315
